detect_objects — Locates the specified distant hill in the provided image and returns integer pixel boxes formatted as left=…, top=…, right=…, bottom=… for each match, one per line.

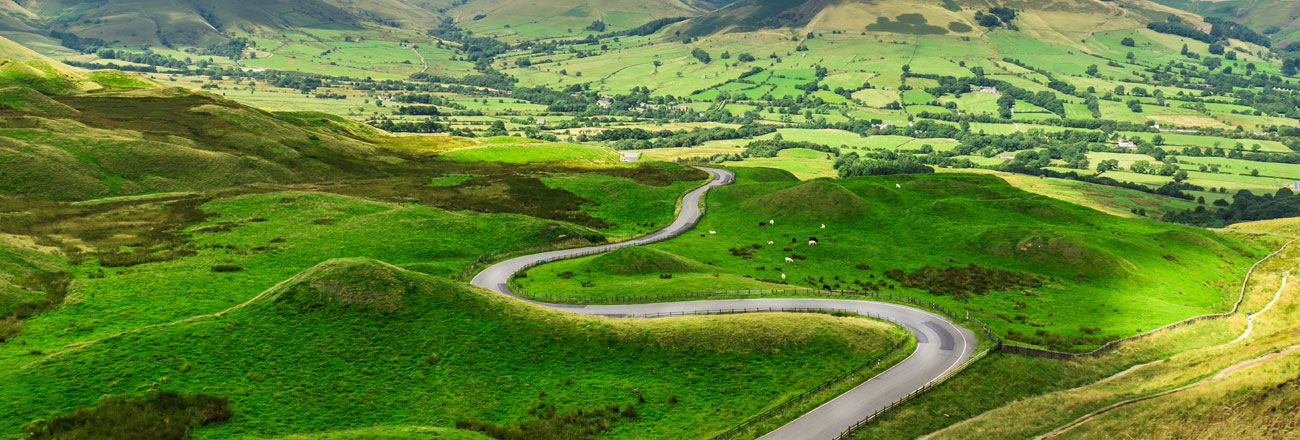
left=0, top=0, right=364, bottom=47
left=1153, top=0, right=1300, bottom=46
left=449, top=0, right=725, bottom=39
left=676, top=0, right=1179, bottom=40
left=0, top=35, right=426, bottom=200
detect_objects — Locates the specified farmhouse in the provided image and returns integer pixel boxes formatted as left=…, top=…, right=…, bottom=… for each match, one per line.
left=1117, top=140, right=1137, bottom=149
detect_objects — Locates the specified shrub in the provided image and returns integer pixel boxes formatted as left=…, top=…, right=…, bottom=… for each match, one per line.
left=210, top=265, right=244, bottom=273
left=556, top=271, right=574, bottom=279
left=24, top=391, right=230, bottom=440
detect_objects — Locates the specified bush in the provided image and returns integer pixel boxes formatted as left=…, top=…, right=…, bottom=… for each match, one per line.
left=24, top=391, right=230, bottom=440
left=210, top=265, right=244, bottom=273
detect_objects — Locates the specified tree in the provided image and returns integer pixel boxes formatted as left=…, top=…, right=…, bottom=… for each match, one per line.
left=977, top=13, right=1001, bottom=28
left=1180, top=44, right=1189, bottom=56
left=1173, top=170, right=1189, bottom=182
left=1120, top=37, right=1136, bottom=47
left=1152, top=134, right=1165, bottom=145
left=691, top=48, right=711, bottom=64
left=1208, top=42, right=1224, bottom=55
left=1203, top=56, right=1222, bottom=70
left=1085, top=64, right=1099, bottom=76
left=737, top=52, right=755, bottom=62
left=1096, top=159, right=1120, bottom=173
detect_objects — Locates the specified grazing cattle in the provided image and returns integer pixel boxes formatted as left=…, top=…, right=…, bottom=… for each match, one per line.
left=785, top=257, right=794, bottom=263
left=700, top=234, right=705, bottom=237
left=758, top=222, right=766, bottom=227
left=792, top=237, right=797, bottom=244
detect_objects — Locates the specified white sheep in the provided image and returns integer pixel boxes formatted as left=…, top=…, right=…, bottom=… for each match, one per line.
left=767, top=241, right=774, bottom=245
left=896, top=183, right=901, bottom=189
left=709, top=230, right=716, bottom=235
left=809, top=240, right=817, bottom=246
left=785, top=257, right=794, bottom=263
left=781, top=273, right=786, bottom=281
left=769, top=219, right=774, bottom=225
left=820, top=224, right=826, bottom=229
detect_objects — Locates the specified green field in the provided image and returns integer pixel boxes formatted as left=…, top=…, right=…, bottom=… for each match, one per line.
left=515, top=169, right=1268, bottom=351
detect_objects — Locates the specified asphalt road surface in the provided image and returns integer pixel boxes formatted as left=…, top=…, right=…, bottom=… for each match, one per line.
left=471, top=167, right=975, bottom=440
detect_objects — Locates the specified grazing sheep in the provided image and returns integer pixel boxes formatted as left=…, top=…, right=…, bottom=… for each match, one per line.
left=767, top=241, right=774, bottom=245
left=785, top=257, right=794, bottom=263
left=896, top=183, right=901, bottom=189
left=709, top=230, right=717, bottom=235
left=809, top=240, right=817, bottom=246
left=781, top=273, right=786, bottom=281
left=820, top=224, right=826, bottom=229
left=769, top=219, right=775, bottom=225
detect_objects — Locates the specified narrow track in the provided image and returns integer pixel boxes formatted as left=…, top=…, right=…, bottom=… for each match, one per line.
left=471, top=167, right=976, bottom=440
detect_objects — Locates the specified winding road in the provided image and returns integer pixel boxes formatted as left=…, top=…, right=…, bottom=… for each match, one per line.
left=471, top=167, right=976, bottom=440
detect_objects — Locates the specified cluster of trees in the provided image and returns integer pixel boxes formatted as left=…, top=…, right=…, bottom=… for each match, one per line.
left=196, top=38, right=254, bottom=59
left=1164, top=189, right=1300, bottom=227
left=93, top=49, right=189, bottom=70
left=834, top=153, right=934, bottom=177
left=691, top=48, right=711, bottom=64
left=365, top=116, right=447, bottom=133
left=427, top=18, right=509, bottom=67
left=975, top=7, right=1018, bottom=29
left=583, top=125, right=777, bottom=150
left=49, top=30, right=108, bottom=53
left=1147, top=16, right=1217, bottom=44
left=393, top=105, right=441, bottom=115
left=743, top=137, right=839, bottom=157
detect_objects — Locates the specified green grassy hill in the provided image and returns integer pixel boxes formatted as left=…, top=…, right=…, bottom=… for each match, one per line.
left=0, top=257, right=905, bottom=439
left=451, top=0, right=716, bottom=39
left=676, top=0, right=1160, bottom=38
left=1, top=0, right=364, bottom=46
left=1154, top=0, right=1300, bottom=45
left=0, top=34, right=448, bottom=200
left=518, top=168, right=1274, bottom=351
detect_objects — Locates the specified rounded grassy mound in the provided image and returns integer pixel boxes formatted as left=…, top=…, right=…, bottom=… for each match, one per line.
left=741, top=179, right=868, bottom=220
left=587, top=246, right=703, bottom=275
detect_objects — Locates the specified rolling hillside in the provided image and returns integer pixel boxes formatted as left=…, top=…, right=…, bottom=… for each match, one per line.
left=0, top=0, right=363, bottom=46
left=449, top=0, right=721, bottom=39
left=0, top=35, right=431, bottom=200
left=1154, top=0, right=1300, bottom=45
left=676, top=0, right=1177, bottom=39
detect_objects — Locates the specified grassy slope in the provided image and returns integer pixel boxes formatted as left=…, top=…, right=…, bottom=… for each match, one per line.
left=517, top=167, right=1271, bottom=350
left=0, top=190, right=604, bottom=365
left=0, top=257, right=906, bottom=439
left=908, top=219, right=1300, bottom=439
left=843, top=218, right=1296, bottom=440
